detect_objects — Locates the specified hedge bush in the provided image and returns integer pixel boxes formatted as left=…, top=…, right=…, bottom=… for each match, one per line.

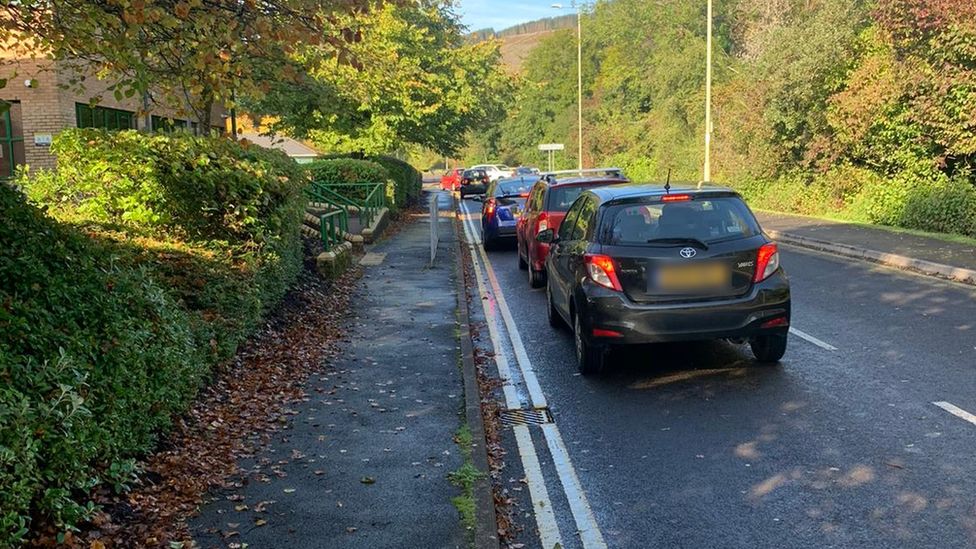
left=735, top=165, right=976, bottom=239
left=26, top=129, right=307, bottom=243
left=306, top=158, right=391, bottom=204
left=3, top=130, right=307, bottom=544
left=0, top=186, right=204, bottom=545
left=370, top=155, right=422, bottom=208
left=307, top=155, right=422, bottom=211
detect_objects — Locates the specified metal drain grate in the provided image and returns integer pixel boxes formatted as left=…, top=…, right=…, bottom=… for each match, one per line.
left=499, top=408, right=553, bottom=426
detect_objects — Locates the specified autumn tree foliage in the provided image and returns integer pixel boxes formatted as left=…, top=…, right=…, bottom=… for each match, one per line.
left=0, top=0, right=381, bottom=126
left=874, top=0, right=976, bottom=170
left=253, top=1, right=513, bottom=157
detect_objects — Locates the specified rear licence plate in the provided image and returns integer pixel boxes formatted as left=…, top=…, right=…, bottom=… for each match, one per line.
left=653, top=263, right=730, bottom=292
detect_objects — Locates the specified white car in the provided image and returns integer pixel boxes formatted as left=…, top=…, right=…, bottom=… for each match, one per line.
left=471, top=164, right=514, bottom=182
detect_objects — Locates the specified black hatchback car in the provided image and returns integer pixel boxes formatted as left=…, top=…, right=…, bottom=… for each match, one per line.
left=460, top=168, right=490, bottom=198
left=539, top=184, right=790, bottom=374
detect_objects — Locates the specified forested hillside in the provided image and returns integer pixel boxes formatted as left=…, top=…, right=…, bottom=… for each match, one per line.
left=467, top=0, right=976, bottom=237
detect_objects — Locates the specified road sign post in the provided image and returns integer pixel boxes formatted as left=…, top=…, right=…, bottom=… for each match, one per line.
left=538, top=143, right=565, bottom=172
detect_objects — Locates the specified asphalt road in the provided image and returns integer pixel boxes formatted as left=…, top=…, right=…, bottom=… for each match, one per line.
left=457, top=194, right=976, bottom=549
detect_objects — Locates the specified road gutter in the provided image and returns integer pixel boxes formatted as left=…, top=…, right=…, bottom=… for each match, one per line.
left=767, top=229, right=976, bottom=287
left=452, top=195, right=501, bottom=549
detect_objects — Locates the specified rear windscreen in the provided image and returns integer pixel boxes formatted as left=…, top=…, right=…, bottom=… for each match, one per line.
left=601, top=197, right=762, bottom=245
left=545, top=186, right=588, bottom=212
left=496, top=180, right=533, bottom=196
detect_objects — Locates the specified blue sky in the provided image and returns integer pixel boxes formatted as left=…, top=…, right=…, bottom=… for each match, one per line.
left=458, top=1, right=562, bottom=32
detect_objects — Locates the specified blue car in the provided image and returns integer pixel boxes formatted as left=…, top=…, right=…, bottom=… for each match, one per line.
left=481, top=176, right=536, bottom=251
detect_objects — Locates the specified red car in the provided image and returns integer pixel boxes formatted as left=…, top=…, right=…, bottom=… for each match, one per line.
left=440, top=168, right=464, bottom=191
left=516, top=169, right=629, bottom=287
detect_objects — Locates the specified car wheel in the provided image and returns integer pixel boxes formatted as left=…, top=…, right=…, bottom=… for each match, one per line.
left=528, top=260, right=544, bottom=288
left=546, top=280, right=564, bottom=330
left=750, top=334, right=788, bottom=364
left=574, top=310, right=605, bottom=375
left=517, top=242, right=528, bottom=270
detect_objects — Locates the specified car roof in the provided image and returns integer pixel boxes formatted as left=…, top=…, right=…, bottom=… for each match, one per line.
left=544, top=176, right=629, bottom=187
left=584, top=182, right=737, bottom=202
left=496, top=175, right=537, bottom=185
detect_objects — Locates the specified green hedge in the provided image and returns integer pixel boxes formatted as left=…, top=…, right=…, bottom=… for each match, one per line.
left=26, top=129, right=307, bottom=243
left=307, top=155, right=422, bottom=210
left=306, top=158, right=391, bottom=201
left=2, top=130, right=306, bottom=544
left=736, top=165, right=976, bottom=239
left=370, top=155, right=423, bottom=208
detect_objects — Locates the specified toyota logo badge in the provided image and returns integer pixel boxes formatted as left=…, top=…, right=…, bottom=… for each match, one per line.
left=679, top=247, right=697, bottom=259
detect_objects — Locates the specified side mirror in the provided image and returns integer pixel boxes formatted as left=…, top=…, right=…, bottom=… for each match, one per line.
left=536, top=228, right=556, bottom=243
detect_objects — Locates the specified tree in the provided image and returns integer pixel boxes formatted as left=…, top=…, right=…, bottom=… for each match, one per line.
left=874, top=0, right=976, bottom=174
left=254, top=1, right=513, bottom=156
left=0, top=0, right=382, bottom=127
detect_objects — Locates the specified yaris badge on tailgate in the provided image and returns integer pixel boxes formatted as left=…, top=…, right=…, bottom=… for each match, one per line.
left=680, top=247, right=697, bottom=259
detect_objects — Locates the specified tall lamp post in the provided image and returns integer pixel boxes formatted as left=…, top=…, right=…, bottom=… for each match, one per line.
left=702, top=0, right=713, bottom=185
left=551, top=2, right=583, bottom=171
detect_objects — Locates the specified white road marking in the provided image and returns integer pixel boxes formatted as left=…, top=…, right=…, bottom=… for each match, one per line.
left=460, top=199, right=564, bottom=547
left=789, top=327, right=838, bottom=351
left=461, top=203, right=548, bottom=409
left=933, top=401, right=976, bottom=427
left=541, top=424, right=609, bottom=549
left=460, top=198, right=608, bottom=549
left=514, top=425, right=564, bottom=549
left=459, top=201, right=521, bottom=410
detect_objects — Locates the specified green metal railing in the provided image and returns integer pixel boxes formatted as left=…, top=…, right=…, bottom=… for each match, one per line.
left=305, top=181, right=386, bottom=251
left=319, top=208, right=349, bottom=252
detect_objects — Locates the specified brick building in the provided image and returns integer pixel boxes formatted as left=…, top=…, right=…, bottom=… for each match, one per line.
left=0, top=55, right=225, bottom=178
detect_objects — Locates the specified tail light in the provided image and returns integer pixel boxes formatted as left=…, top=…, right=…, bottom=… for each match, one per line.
left=484, top=198, right=496, bottom=218
left=661, top=194, right=692, bottom=203
left=754, top=243, right=780, bottom=282
left=584, top=254, right=623, bottom=291
left=536, top=212, right=549, bottom=234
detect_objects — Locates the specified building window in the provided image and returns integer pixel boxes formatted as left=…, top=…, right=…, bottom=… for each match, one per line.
left=76, top=103, right=136, bottom=130
left=0, top=102, right=26, bottom=179
left=151, top=115, right=191, bottom=133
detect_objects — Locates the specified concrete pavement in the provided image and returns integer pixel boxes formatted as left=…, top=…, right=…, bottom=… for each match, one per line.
left=191, top=193, right=468, bottom=549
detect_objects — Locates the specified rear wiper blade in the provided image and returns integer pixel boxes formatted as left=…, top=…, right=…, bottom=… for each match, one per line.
left=646, top=237, right=709, bottom=250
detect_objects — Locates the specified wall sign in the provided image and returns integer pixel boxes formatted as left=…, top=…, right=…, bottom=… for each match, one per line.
left=34, top=134, right=52, bottom=146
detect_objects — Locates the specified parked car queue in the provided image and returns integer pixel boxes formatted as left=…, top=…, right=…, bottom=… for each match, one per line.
left=458, top=168, right=792, bottom=376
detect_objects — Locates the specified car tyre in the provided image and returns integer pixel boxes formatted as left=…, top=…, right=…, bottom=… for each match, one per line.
left=546, top=280, right=565, bottom=330
left=574, top=311, right=605, bottom=375
left=482, top=235, right=494, bottom=251
left=528, top=261, right=544, bottom=288
left=750, top=334, right=788, bottom=364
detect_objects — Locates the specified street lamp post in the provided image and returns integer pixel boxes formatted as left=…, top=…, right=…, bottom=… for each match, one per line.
left=552, top=2, right=583, bottom=171
left=702, top=0, right=713, bottom=185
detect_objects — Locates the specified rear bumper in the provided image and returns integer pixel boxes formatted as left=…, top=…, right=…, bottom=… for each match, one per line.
left=486, top=220, right=518, bottom=239
left=579, top=270, right=791, bottom=344
left=461, top=183, right=487, bottom=195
